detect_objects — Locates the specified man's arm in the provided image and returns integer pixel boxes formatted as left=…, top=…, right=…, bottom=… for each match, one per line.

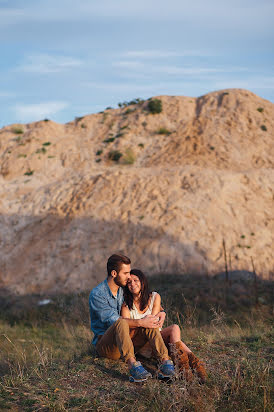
left=121, top=303, right=160, bottom=329
left=89, top=293, right=119, bottom=328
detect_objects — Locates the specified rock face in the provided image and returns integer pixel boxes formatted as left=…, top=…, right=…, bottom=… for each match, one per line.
left=0, top=89, right=273, bottom=295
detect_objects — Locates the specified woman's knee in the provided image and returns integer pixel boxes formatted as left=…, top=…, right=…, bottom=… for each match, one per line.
left=171, top=324, right=181, bottom=337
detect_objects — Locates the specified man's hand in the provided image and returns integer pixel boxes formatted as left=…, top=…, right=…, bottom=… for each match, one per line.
left=140, top=314, right=161, bottom=329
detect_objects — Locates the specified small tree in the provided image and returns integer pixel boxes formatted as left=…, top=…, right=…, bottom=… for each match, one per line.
left=147, top=99, right=162, bottom=114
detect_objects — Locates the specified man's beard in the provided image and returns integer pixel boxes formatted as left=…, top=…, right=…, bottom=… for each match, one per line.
left=114, top=275, right=126, bottom=287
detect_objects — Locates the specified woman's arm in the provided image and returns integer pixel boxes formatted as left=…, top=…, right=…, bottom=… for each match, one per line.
left=151, top=293, right=161, bottom=315
left=121, top=303, right=131, bottom=319
left=151, top=293, right=166, bottom=328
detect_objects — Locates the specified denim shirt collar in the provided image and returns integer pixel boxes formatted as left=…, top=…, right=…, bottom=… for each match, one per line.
left=103, top=278, right=120, bottom=299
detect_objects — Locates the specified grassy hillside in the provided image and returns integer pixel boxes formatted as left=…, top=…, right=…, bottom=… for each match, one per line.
left=0, top=275, right=273, bottom=411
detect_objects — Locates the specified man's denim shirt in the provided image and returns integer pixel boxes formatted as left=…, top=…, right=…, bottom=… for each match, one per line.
left=89, top=278, right=124, bottom=345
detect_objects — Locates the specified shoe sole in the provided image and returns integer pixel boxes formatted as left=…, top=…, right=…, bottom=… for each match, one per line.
left=129, top=376, right=150, bottom=383
left=158, top=372, right=175, bottom=380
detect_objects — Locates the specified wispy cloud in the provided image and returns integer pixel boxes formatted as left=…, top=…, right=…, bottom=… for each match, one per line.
left=0, top=91, right=15, bottom=98
left=122, top=50, right=212, bottom=59
left=14, top=101, right=69, bottom=122
left=16, top=54, right=83, bottom=74
left=112, top=60, right=248, bottom=77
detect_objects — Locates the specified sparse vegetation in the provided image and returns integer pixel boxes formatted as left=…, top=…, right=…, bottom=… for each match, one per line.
left=261, top=125, right=267, bottom=131
left=36, top=147, right=47, bottom=154
left=11, top=126, right=24, bottom=134
left=24, top=169, right=34, bottom=176
left=118, top=98, right=144, bottom=108
left=138, top=143, right=144, bottom=148
left=156, top=127, right=171, bottom=135
left=115, top=132, right=124, bottom=138
left=122, top=148, right=135, bottom=165
left=147, top=98, right=162, bottom=114
left=257, top=107, right=264, bottom=113
left=124, top=108, right=136, bottom=115
left=104, top=137, right=115, bottom=143
left=75, top=116, right=84, bottom=123
left=81, top=123, right=87, bottom=128
left=0, top=275, right=272, bottom=411
left=96, top=158, right=101, bottom=163
left=96, top=150, right=103, bottom=156
left=17, top=154, right=27, bottom=158
left=108, top=150, right=123, bottom=162
left=42, top=142, right=51, bottom=146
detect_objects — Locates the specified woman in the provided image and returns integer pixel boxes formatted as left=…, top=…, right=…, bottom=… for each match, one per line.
left=121, top=269, right=206, bottom=383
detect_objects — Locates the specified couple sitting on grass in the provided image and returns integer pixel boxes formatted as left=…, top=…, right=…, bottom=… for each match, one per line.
left=89, top=253, right=206, bottom=383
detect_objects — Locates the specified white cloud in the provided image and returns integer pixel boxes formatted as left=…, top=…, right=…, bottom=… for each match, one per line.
left=17, top=54, right=83, bottom=74
left=112, top=60, right=248, bottom=77
left=123, top=50, right=212, bottom=59
left=1, top=0, right=273, bottom=33
left=15, top=101, right=69, bottom=122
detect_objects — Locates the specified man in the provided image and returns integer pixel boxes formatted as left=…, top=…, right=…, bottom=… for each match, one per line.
left=89, top=253, right=175, bottom=382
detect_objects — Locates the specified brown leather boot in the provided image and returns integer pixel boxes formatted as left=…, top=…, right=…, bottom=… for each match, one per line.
left=188, top=352, right=207, bottom=383
left=169, top=341, right=193, bottom=381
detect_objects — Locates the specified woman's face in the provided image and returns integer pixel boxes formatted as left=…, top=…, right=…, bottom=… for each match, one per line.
left=127, top=274, right=142, bottom=296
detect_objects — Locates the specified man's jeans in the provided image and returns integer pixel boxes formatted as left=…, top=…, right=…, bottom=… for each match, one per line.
left=95, top=318, right=169, bottom=362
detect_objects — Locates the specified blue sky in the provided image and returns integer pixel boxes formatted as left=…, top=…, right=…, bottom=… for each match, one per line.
left=1, top=0, right=273, bottom=126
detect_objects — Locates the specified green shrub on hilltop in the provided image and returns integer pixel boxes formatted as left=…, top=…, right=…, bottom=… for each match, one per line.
left=147, top=99, right=162, bottom=114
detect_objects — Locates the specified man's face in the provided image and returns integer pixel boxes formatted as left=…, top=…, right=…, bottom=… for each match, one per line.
left=114, top=263, right=131, bottom=287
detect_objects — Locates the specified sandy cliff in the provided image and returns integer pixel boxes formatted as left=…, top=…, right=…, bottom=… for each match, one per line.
left=0, top=89, right=273, bottom=294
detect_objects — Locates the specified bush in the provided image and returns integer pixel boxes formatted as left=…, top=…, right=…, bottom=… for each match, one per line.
left=103, top=137, right=115, bottom=143
left=108, top=150, right=122, bottom=162
left=156, top=127, right=171, bottom=135
left=43, top=142, right=51, bottom=146
left=122, top=148, right=135, bottom=165
left=12, top=126, right=24, bottom=134
left=257, top=107, right=264, bottom=113
left=147, top=99, right=162, bottom=114
left=261, top=125, right=267, bottom=131
left=96, top=150, right=103, bottom=156
left=24, top=169, right=34, bottom=176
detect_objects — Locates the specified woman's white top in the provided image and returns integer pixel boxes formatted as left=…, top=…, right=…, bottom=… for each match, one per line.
left=129, top=291, right=157, bottom=320
left=128, top=291, right=160, bottom=358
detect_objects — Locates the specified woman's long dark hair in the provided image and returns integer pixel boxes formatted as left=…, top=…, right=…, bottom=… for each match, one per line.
left=124, top=269, right=151, bottom=311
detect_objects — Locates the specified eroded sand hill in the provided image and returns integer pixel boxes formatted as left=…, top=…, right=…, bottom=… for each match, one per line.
left=0, top=89, right=273, bottom=294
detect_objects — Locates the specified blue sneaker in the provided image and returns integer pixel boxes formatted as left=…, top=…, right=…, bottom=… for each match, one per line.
left=129, top=361, right=152, bottom=383
left=158, top=360, right=176, bottom=380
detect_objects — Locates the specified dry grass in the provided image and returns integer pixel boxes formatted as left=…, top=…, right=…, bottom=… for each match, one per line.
left=0, top=275, right=273, bottom=411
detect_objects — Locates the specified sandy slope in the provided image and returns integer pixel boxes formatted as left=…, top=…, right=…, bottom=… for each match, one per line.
left=0, top=89, right=273, bottom=294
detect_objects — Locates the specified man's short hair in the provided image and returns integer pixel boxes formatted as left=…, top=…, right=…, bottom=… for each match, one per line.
left=107, top=254, right=131, bottom=277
